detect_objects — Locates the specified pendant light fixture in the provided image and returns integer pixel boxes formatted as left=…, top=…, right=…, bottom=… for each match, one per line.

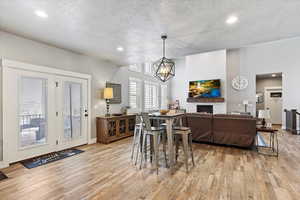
left=153, top=34, right=175, bottom=82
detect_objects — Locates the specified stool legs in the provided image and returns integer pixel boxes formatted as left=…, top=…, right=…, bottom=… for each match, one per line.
left=189, top=134, right=195, bottom=166
left=162, top=133, right=168, bottom=167
left=140, top=132, right=147, bottom=169
left=131, top=126, right=138, bottom=160
left=175, top=135, right=179, bottom=162
left=134, top=128, right=143, bottom=165
left=153, top=133, right=159, bottom=174
left=182, top=134, right=189, bottom=172
left=174, top=133, right=195, bottom=172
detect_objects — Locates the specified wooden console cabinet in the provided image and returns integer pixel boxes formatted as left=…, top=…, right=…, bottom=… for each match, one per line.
left=96, top=115, right=136, bottom=144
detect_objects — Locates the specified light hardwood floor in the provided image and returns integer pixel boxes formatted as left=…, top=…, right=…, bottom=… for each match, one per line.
left=0, top=129, right=300, bottom=200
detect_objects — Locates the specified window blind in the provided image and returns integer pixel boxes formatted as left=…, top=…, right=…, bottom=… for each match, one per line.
left=144, top=81, right=159, bottom=111
left=129, top=77, right=141, bottom=110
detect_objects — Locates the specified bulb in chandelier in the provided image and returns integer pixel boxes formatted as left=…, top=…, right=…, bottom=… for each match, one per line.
left=159, top=66, right=169, bottom=74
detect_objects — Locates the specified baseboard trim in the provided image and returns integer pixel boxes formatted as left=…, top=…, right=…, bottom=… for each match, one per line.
left=88, top=138, right=97, bottom=144
left=0, top=161, right=9, bottom=169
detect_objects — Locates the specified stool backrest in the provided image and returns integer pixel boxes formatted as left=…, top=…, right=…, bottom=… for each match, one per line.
left=135, top=114, right=142, bottom=124
left=141, top=112, right=152, bottom=131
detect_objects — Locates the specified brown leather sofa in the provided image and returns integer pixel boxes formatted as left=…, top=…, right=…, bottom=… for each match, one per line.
left=183, top=113, right=257, bottom=148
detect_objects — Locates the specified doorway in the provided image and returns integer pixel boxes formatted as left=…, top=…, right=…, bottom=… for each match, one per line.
left=256, top=73, right=282, bottom=125
left=2, top=59, right=91, bottom=163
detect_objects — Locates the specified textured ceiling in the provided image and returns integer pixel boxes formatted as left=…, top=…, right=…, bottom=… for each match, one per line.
left=1, top=0, right=300, bottom=66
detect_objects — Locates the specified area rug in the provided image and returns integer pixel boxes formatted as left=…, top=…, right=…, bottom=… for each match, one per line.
left=20, top=149, right=84, bottom=169
left=0, top=171, right=8, bottom=181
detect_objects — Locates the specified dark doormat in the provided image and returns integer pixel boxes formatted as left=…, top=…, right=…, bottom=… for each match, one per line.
left=0, top=171, right=8, bottom=181
left=20, top=149, right=84, bottom=169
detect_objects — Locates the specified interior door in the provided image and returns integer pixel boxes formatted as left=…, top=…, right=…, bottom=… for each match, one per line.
left=3, top=68, right=57, bottom=163
left=55, top=76, right=88, bottom=151
left=265, top=88, right=282, bottom=124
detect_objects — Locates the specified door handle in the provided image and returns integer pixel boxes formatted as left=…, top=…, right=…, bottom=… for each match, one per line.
left=85, top=114, right=88, bottom=117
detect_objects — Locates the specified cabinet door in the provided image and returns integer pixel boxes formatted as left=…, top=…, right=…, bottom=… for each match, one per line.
left=128, top=117, right=136, bottom=134
left=119, top=119, right=126, bottom=135
left=107, top=120, right=117, bottom=137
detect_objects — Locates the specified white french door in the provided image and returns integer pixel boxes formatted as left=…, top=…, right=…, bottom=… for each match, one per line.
left=55, top=76, right=88, bottom=151
left=3, top=65, right=89, bottom=163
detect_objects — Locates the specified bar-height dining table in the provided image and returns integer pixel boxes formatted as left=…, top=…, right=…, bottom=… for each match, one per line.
left=149, top=112, right=184, bottom=171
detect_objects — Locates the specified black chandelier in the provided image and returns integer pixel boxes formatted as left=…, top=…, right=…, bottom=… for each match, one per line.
left=153, top=34, right=175, bottom=82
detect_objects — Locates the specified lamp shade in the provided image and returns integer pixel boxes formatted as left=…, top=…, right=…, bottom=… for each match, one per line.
left=103, top=88, right=113, bottom=99
left=258, top=110, right=271, bottom=119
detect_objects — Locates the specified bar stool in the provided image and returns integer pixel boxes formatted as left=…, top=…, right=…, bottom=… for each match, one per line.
left=174, top=127, right=195, bottom=172
left=172, top=109, right=194, bottom=172
left=140, top=113, right=166, bottom=174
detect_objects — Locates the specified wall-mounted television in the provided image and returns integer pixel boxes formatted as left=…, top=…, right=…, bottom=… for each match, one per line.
left=188, top=79, right=221, bottom=98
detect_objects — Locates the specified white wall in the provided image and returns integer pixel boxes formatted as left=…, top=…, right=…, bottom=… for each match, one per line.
left=0, top=31, right=120, bottom=161
left=171, top=50, right=227, bottom=113
left=227, top=37, right=300, bottom=128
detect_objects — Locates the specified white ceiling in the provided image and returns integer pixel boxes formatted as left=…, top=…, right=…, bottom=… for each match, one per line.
left=1, top=0, right=300, bottom=66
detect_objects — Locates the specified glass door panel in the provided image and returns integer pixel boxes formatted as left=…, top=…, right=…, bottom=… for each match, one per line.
left=63, top=82, right=82, bottom=140
left=19, top=77, right=47, bottom=148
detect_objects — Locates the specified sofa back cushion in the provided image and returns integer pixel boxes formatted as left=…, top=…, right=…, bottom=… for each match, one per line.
left=214, top=114, right=253, bottom=119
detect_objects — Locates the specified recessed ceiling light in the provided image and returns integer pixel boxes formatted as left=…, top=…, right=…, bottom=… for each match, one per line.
left=226, top=15, right=238, bottom=25
left=35, top=10, right=48, bottom=18
left=116, top=46, right=124, bottom=52
left=272, top=74, right=276, bottom=77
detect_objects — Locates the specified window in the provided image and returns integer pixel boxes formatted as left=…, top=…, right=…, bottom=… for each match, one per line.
left=19, top=77, right=47, bottom=147
left=144, top=81, right=159, bottom=111
left=129, top=77, right=142, bottom=110
left=160, top=84, right=168, bottom=109
left=144, top=62, right=154, bottom=75
left=129, top=64, right=142, bottom=72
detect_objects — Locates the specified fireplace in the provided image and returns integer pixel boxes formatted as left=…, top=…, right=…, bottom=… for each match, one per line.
left=197, top=105, right=213, bottom=114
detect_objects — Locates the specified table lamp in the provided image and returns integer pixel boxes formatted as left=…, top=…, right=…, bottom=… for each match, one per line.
left=258, top=109, right=270, bottom=128
left=104, top=88, right=113, bottom=116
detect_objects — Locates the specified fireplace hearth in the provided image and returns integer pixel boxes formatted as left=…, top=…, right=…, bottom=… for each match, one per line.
left=197, top=105, right=213, bottom=114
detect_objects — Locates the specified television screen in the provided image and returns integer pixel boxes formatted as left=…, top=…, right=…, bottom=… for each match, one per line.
left=189, top=79, right=221, bottom=98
